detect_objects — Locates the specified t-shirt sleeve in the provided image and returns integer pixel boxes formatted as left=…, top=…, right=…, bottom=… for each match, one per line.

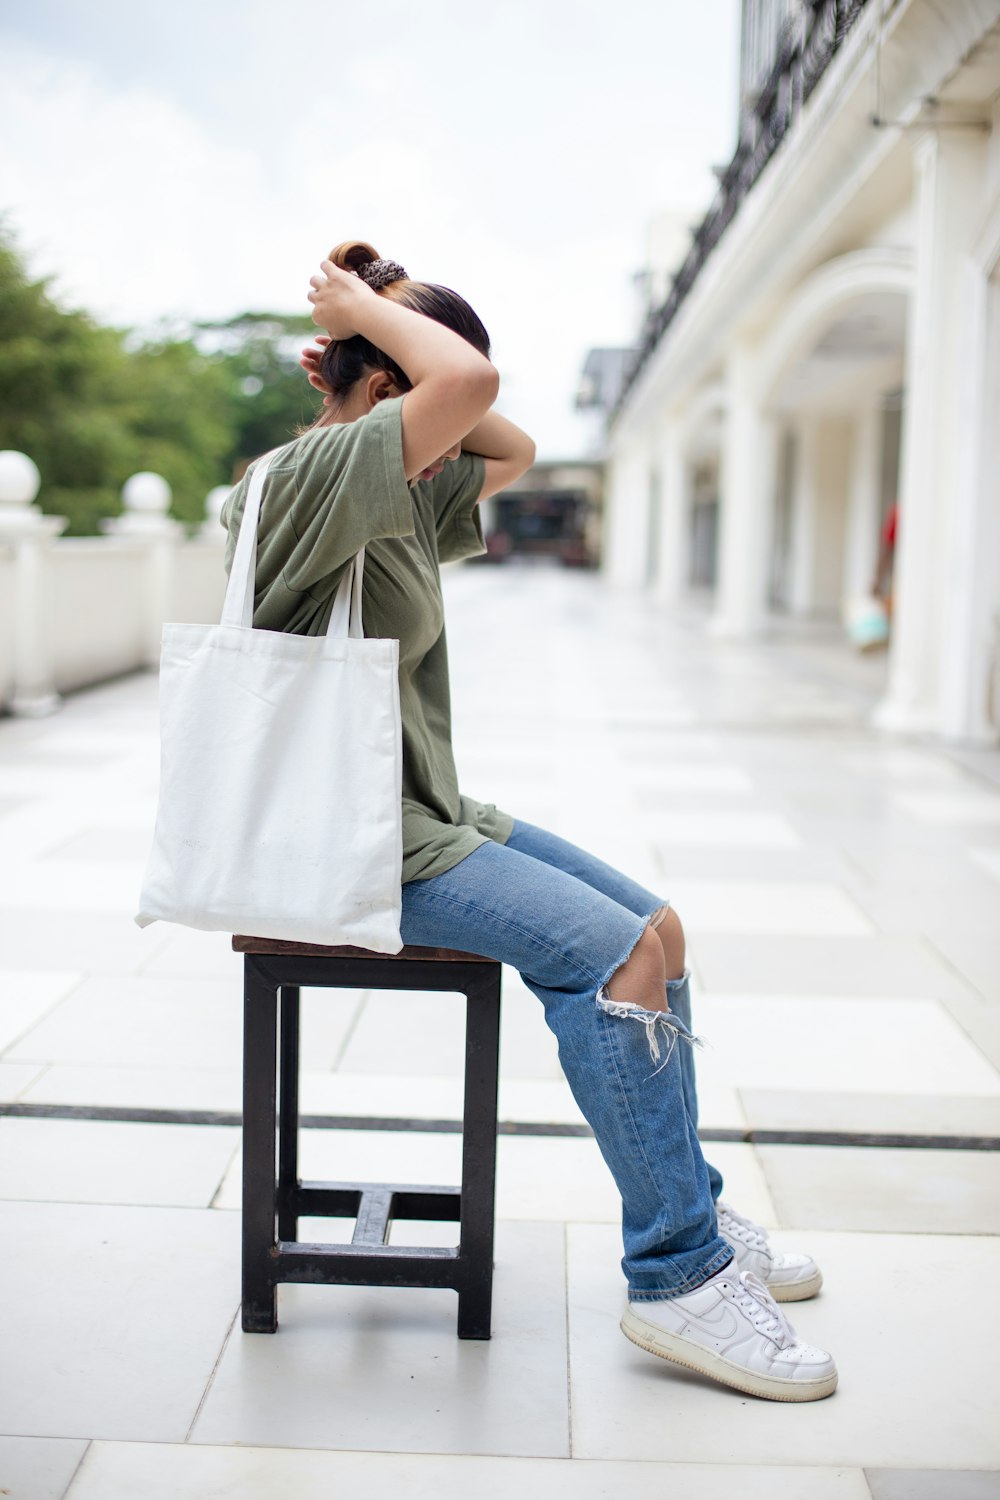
left=279, top=396, right=414, bottom=593
left=224, top=397, right=414, bottom=597
left=430, top=450, right=487, bottom=564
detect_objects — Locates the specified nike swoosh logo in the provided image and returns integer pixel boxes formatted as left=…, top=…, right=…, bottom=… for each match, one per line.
left=683, top=1305, right=741, bottom=1341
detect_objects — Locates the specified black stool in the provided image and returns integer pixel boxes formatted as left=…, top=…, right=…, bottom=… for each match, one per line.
left=234, top=936, right=502, bottom=1339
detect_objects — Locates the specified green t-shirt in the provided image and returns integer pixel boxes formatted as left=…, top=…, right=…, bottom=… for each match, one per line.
left=221, top=396, right=513, bottom=884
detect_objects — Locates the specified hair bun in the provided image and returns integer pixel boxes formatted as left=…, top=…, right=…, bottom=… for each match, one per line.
left=328, top=240, right=380, bottom=273
left=328, top=241, right=407, bottom=290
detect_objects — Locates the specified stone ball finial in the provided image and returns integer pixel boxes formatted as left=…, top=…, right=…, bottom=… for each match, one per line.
left=122, top=471, right=172, bottom=515
left=0, top=450, right=42, bottom=507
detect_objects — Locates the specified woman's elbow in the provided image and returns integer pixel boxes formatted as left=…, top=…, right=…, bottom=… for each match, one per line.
left=475, top=360, right=501, bottom=406
left=444, top=359, right=499, bottom=420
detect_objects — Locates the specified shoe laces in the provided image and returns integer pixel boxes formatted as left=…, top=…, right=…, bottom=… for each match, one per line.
left=718, top=1202, right=771, bottom=1256
left=728, top=1271, right=797, bottom=1348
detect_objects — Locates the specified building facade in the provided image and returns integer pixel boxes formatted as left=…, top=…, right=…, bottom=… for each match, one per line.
left=599, top=0, right=1000, bottom=744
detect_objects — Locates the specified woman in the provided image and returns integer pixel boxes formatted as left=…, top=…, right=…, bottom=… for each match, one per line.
left=225, top=241, right=837, bottom=1402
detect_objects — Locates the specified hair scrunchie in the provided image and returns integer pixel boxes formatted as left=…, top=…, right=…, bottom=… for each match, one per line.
left=355, top=258, right=407, bottom=290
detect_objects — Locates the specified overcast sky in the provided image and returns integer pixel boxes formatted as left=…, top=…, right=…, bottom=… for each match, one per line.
left=0, top=0, right=740, bottom=459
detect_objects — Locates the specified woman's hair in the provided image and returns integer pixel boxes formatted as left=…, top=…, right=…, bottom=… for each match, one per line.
left=318, top=240, right=491, bottom=406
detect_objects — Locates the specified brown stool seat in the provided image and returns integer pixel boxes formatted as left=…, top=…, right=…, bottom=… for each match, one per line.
left=233, top=935, right=492, bottom=962
left=234, top=933, right=502, bottom=1340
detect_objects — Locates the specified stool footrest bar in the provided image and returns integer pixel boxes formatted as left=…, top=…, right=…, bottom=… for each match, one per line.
left=293, top=1180, right=462, bottom=1224
left=274, top=1241, right=463, bottom=1290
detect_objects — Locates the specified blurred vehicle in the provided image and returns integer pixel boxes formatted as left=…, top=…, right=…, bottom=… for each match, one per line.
left=475, top=462, right=603, bottom=567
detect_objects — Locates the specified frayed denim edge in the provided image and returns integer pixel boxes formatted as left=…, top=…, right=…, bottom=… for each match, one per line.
left=595, top=903, right=703, bottom=1076
left=595, top=990, right=704, bottom=1075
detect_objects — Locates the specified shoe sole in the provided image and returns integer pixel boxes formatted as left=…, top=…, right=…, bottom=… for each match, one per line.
left=620, top=1306, right=838, bottom=1403
left=769, top=1268, right=823, bottom=1303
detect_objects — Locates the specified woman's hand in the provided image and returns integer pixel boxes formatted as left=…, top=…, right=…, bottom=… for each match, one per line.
left=300, top=334, right=333, bottom=404
left=304, top=258, right=498, bottom=477
left=307, top=259, right=374, bottom=338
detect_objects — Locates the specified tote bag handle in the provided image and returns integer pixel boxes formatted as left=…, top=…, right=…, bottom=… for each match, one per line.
left=220, top=451, right=365, bottom=640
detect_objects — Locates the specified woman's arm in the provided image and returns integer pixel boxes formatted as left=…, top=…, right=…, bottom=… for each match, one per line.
left=460, top=410, right=536, bottom=501
left=300, top=321, right=533, bottom=499
left=308, top=260, right=498, bottom=481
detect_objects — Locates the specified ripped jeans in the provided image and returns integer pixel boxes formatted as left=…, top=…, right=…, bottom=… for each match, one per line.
left=399, top=819, right=732, bottom=1299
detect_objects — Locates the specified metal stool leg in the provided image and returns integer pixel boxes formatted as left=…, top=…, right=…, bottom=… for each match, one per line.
left=242, top=958, right=279, bottom=1333
left=277, top=984, right=301, bottom=1243
left=457, top=964, right=501, bottom=1339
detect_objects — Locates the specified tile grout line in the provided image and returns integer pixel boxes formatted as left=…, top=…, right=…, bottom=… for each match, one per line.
left=207, top=1138, right=242, bottom=1210
left=0, top=976, right=88, bottom=1060
left=184, top=1304, right=240, bottom=1443
left=924, top=933, right=995, bottom=1011
left=56, top=1437, right=91, bottom=1500
left=2, top=1102, right=999, bottom=1151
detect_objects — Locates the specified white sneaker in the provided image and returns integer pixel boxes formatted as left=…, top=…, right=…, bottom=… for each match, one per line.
left=717, top=1202, right=823, bottom=1303
left=621, top=1266, right=837, bottom=1402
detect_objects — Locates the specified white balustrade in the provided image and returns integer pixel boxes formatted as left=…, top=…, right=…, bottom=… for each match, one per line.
left=0, top=457, right=230, bottom=716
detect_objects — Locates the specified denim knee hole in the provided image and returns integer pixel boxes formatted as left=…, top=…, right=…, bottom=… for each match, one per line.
left=595, top=987, right=703, bottom=1074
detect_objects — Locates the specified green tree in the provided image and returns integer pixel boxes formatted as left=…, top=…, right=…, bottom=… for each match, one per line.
left=0, top=232, right=135, bottom=533
left=0, top=230, right=323, bottom=534
left=195, top=311, right=323, bottom=478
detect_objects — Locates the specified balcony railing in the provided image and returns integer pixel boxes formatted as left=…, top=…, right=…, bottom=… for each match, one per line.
left=613, top=0, right=872, bottom=417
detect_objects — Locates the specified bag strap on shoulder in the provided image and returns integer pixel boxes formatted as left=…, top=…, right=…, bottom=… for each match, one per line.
left=220, top=451, right=365, bottom=639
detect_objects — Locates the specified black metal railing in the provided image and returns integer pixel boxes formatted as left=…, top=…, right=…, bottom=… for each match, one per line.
left=612, top=0, right=872, bottom=417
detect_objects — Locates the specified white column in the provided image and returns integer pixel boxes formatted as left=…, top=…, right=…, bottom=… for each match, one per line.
left=711, top=339, right=776, bottom=636
left=652, top=416, right=688, bottom=602
left=940, top=219, right=1000, bottom=741
left=788, top=419, right=819, bottom=617
left=875, top=129, right=989, bottom=735
left=603, top=440, right=653, bottom=588
left=842, top=406, right=883, bottom=603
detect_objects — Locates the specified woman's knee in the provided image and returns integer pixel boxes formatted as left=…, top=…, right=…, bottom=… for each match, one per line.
left=652, top=905, right=686, bottom=980
left=606, top=925, right=668, bottom=1010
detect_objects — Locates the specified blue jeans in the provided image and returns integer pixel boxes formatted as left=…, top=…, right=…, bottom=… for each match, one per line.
left=400, top=819, right=731, bottom=1299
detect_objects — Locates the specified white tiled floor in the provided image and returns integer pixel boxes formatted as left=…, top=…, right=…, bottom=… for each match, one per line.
left=0, top=1201, right=240, bottom=1441
left=0, top=1116, right=239, bottom=1207
left=0, top=1059, right=45, bottom=1101
left=63, top=1444, right=876, bottom=1499
left=969, top=847, right=1000, bottom=882
left=0, top=970, right=82, bottom=1051
left=670, top=879, right=874, bottom=935
left=0, top=1437, right=88, bottom=1500
left=756, top=1143, right=1000, bottom=1233
left=694, top=995, right=1000, bottom=1095
left=649, top=810, right=804, bottom=850
left=566, top=1225, right=1000, bottom=1469
left=1, top=566, right=998, bottom=1493
left=190, top=1221, right=570, bottom=1458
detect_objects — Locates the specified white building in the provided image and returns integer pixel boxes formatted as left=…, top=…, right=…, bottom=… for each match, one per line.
left=599, top=0, right=1000, bottom=744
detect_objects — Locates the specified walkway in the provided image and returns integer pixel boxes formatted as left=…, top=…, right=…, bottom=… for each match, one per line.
left=1, top=565, right=998, bottom=1499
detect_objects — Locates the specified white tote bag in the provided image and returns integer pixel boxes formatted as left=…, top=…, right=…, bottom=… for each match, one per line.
left=135, top=451, right=404, bottom=952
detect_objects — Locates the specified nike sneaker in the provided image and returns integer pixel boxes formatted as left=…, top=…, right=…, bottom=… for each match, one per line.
left=621, top=1266, right=837, bottom=1402
left=717, top=1202, right=823, bottom=1302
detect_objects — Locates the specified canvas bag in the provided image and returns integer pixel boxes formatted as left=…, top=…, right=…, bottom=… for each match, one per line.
left=135, top=450, right=404, bottom=952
